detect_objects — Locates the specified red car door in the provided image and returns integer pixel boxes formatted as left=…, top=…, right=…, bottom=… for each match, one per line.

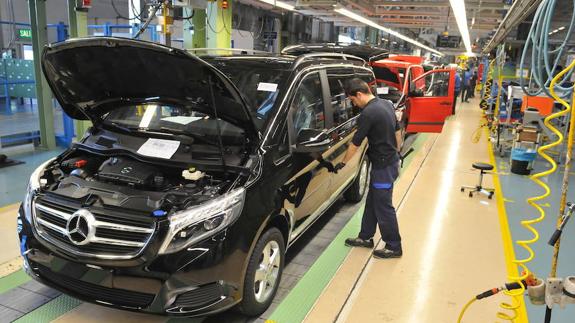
left=405, top=68, right=455, bottom=133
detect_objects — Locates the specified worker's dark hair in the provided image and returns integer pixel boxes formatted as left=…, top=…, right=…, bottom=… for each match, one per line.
left=345, top=78, right=371, bottom=96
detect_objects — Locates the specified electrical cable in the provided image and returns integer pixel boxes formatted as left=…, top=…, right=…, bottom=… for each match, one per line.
left=7, top=0, right=16, bottom=49
left=134, top=1, right=162, bottom=39
left=111, top=0, right=133, bottom=20
left=221, top=4, right=232, bottom=36
left=130, top=0, right=144, bottom=21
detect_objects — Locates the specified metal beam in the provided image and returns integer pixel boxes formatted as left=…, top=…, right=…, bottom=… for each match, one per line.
left=373, top=1, right=508, bottom=10
left=28, top=0, right=56, bottom=150
left=483, top=0, right=541, bottom=53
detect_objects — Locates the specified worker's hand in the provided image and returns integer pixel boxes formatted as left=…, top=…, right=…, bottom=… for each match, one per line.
left=333, top=162, right=346, bottom=174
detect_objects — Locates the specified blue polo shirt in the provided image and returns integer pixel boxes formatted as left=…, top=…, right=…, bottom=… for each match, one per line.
left=463, top=71, right=472, bottom=86
left=455, top=73, right=462, bottom=92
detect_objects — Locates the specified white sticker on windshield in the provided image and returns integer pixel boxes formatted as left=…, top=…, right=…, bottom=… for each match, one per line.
left=137, top=138, right=180, bottom=159
left=377, top=87, right=389, bottom=95
left=257, top=82, right=278, bottom=92
left=161, top=116, right=203, bottom=125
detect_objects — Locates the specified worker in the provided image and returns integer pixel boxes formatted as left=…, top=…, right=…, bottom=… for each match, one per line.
left=470, top=71, right=478, bottom=98
left=333, top=78, right=403, bottom=259
left=462, top=68, right=472, bottom=103
left=454, top=70, right=462, bottom=114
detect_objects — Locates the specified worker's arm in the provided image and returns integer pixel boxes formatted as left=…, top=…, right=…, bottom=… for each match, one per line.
left=342, top=142, right=360, bottom=165
left=333, top=142, right=359, bottom=173
left=395, top=130, right=403, bottom=152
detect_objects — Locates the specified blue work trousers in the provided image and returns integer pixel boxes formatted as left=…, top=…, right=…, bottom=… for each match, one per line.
left=359, top=162, right=402, bottom=251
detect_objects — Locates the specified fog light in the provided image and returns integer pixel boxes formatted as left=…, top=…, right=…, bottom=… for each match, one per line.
left=203, top=215, right=225, bottom=231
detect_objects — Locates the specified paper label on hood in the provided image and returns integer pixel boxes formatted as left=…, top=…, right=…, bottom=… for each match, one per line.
left=257, top=82, right=278, bottom=92
left=377, top=87, right=389, bottom=95
left=137, top=138, right=181, bottom=159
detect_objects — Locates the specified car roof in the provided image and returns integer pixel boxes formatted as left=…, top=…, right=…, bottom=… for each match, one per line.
left=372, top=59, right=416, bottom=69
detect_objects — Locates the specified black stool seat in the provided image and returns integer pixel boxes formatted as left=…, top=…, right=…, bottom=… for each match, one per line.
left=472, top=162, right=494, bottom=171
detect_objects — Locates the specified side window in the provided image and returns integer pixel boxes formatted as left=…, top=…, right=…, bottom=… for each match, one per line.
left=415, top=71, right=451, bottom=97
left=291, top=73, right=325, bottom=134
left=327, top=68, right=355, bottom=126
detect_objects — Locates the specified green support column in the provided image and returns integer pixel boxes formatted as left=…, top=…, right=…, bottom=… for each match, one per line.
left=183, top=7, right=206, bottom=49
left=67, top=0, right=91, bottom=139
left=28, top=0, right=56, bottom=150
left=207, top=0, right=232, bottom=49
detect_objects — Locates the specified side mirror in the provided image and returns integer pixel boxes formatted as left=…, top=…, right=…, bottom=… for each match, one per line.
left=294, top=128, right=331, bottom=153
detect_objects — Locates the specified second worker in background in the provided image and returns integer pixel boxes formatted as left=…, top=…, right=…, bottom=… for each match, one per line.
left=333, top=78, right=403, bottom=259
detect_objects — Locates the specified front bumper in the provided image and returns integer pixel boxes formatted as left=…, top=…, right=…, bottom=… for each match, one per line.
left=17, top=206, right=247, bottom=316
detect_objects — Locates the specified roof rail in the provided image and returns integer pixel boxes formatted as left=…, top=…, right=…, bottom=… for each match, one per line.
left=292, top=53, right=366, bottom=70
left=187, top=48, right=273, bottom=55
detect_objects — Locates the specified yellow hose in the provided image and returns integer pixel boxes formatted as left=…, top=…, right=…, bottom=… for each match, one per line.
left=472, top=60, right=496, bottom=143
left=497, top=58, right=575, bottom=321
left=457, top=297, right=477, bottom=323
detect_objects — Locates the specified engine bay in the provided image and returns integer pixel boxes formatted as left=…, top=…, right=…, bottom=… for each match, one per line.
left=38, top=148, right=249, bottom=215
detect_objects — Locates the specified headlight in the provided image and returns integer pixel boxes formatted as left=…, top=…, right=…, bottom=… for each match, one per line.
left=23, top=159, right=54, bottom=223
left=158, top=188, right=246, bottom=255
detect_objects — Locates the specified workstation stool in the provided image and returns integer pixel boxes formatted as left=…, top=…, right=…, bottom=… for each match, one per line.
left=461, top=162, right=495, bottom=199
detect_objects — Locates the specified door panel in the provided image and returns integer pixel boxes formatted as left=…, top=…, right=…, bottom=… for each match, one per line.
left=406, top=68, right=455, bottom=133
left=283, top=72, right=331, bottom=233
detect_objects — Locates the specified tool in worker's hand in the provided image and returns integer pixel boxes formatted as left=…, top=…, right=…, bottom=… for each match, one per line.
left=400, top=147, right=415, bottom=168
left=548, top=202, right=575, bottom=246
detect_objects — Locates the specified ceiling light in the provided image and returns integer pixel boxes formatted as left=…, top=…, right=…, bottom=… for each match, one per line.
left=553, top=29, right=559, bottom=33
left=448, top=0, right=471, bottom=53
left=258, top=0, right=295, bottom=11
left=549, top=31, right=554, bottom=35
left=333, top=6, right=443, bottom=56
left=558, top=26, right=566, bottom=31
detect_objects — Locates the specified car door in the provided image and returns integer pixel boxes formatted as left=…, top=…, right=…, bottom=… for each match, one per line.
left=284, top=71, right=332, bottom=235
left=324, top=66, right=361, bottom=194
left=404, top=68, right=455, bottom=133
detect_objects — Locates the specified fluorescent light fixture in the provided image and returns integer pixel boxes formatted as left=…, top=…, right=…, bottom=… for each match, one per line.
left=448, top=0, right=472, bottom=53
left=333, top=6, right=443, bottom=56
left=549, top=32, right=553, bottom=35
left=553, top=29, right=559, bottom=33
left=258, top=0, right=295, bottom=11
left=558, top=26, right=566, bottom=30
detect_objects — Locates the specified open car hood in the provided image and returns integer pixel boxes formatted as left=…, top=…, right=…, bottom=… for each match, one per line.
left=41, top=37, right=257, bottom=134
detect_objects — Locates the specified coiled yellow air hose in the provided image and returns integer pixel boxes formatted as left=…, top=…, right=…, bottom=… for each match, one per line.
left=459, top=52, right=575, bottom=323
left=496, top=58, right=575, bottom=322
left=472, top=60, right=496, bottom=143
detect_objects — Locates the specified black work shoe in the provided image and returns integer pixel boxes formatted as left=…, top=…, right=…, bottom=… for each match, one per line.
left=345, top=237, right=374, bottom=248
left=372, top=248, right=403, bottom=259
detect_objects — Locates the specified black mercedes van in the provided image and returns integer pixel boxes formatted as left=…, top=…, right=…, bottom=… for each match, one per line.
left=17, top=38, right=373, bottom=316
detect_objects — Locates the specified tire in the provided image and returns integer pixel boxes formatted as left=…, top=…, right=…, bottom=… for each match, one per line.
left=237, top=227, right=285, bottom=316
left=344, top=158, right=370, bottom=203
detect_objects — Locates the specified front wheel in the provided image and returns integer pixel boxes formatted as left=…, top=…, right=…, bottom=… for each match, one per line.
left=344, top=158, right=370, bottom=203
left=238, top=227, right=285, bottom=316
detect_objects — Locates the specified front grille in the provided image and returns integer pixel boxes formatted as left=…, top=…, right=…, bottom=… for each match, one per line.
left=36, top=264, right=155, bottom=308
left=32, top=195, right=156, bottom=259
left=172, top=283, right=224, bottom=308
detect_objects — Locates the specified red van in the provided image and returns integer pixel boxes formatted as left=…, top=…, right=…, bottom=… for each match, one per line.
left=371, top=57, right=456, bottom=134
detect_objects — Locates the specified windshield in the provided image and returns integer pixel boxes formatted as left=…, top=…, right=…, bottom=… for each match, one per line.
left=206, top=59, right=290, bottom=128
left=103, top=104, right=246, bottom=145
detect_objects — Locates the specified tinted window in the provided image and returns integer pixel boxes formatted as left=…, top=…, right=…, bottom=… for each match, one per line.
left=291, top=73, right=326, bottom=134
left=373, top=66, right=399, bottom=84
left=205, top=59, right=291, bottom=128
left=327, top=68, right=356, bottom=127
left=103, top=104, right=245, bottom=144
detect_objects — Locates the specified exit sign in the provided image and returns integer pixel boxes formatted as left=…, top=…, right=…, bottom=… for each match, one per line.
left=17, top=29, right=32, bottom=40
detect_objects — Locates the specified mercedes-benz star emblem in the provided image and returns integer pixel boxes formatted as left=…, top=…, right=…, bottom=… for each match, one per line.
left=66, top=209, right=95, bottom=245
left=121, top=166, right=133, bottom=174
